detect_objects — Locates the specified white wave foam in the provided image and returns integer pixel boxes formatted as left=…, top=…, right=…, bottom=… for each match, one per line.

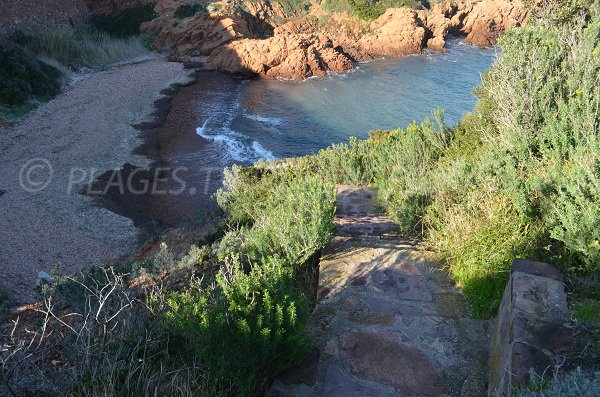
left=197, top=120, right=275, bottom=163
left=252, top=141, right=276, bottom=161
left=196, top=119, right=210, bottom=136
left=243, top=112, right=283, bottom=127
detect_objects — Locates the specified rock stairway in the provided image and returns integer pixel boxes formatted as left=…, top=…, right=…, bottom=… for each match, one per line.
left=269, top=186, right=491, bottom=397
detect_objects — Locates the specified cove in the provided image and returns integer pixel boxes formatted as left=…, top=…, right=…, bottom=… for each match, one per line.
left=146, top=38, right=496, bottom=225
left=190, top=38, right=497, bottom=166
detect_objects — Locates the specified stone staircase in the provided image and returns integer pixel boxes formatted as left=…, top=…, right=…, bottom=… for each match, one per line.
left=268, top=186, right=492, bottom=397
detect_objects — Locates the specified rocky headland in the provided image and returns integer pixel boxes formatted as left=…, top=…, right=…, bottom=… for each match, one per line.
left=85, top=0, right=528, bottom=79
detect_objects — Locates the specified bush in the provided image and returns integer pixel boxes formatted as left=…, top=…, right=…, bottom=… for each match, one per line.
left=174, top=3, right=207, bottom=19
left=0, top=46, right=61, bottom=106
left=89, top=3, right=158, bottom=37
left=321, top=0, right=422, bottom=20
left=481, top=7, right=600, bottom=271
left=165, top=255, right=311, bottom=396
left=163, top=175, right=335, bottom=395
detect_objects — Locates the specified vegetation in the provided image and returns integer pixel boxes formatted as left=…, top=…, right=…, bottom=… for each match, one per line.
left=174, top=3, right=208, bottom=19
left=12, top=27, right=149, bottom=70
left=516, top=368, right=600, bottom=397
left=1, top=171, right=335, bottom=396
left=0, top=46, right=62, bottom=107
left=89, top=3, right=158, bottom=37
left=320, top=0, right=423, bottom=20
left=163, top=172, right=335, bottom=395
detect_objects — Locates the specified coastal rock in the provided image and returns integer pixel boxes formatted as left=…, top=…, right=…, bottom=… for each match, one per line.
left=87, top=0, right=528, bottom=79
left=461, top=0, right=527, bottom=47
left=140, top=6, right=271, bottom=57
left=243, top=0, right=288, bottom=23
left=417, top=0, right=526, bottom=50
left=205, top=33, right=353, bottom=79
left=357, top=8, right=426, bottom=56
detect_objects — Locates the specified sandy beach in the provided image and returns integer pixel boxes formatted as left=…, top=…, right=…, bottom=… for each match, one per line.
left=0, top=58, right=194, bottom=305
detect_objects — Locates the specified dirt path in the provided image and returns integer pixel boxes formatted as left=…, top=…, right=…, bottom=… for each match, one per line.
left=269, top=186, right=491, bottom=396
left=0, top=59, right=194, bottom=306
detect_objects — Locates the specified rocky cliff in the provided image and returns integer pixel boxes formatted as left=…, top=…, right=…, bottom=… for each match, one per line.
left=92, top=0, right=529, bottom=79
left=0, top=0, right=89, bottom=41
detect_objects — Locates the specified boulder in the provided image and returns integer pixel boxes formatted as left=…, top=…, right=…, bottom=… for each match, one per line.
left=205, top=32, right=353, bottom=79
left=141, top=6, right=270, bottom=56
left=357, top=8, right=427, bottom=56
left=461, top=0, right=527, bottom=47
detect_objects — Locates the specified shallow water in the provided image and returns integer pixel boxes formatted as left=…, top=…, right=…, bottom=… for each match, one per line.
left=192, top=38, right=497, bottom=165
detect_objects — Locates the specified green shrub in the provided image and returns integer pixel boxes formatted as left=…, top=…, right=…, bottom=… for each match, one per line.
left=321, top=0, right=422, bottom=20
left=174, top=3, right=207, bottom=19
left=165, top=255, right=311, bottom=396
left=218, top=177, right=335, bottom=266
left=573, top=300, right=600, bottom=324
left=90, top=3, right=158, bottom=37
left=163, top=175, right=335, bottom=395
left=0, top=46, right=62, bottom=106
left=275, top=0, right=310, bottom=16
left=481, top=8, right=600, bottom=271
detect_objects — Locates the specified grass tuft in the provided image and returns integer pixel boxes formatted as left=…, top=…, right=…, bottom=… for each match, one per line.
left=12, top=26, right=149, bottom=70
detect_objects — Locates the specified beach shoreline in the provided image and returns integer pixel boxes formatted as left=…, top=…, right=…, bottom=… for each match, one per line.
left=0, top=58, right=194, bottom=306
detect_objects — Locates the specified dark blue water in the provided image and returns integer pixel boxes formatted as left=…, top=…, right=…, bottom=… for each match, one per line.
left=192, top=38, right=497, bottom=165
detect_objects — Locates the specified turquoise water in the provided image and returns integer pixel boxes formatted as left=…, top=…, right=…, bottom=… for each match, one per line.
left=192, top=38, right=497, bottom=165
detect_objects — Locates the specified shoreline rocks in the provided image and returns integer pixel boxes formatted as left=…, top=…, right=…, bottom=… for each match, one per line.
left=103, top=0, right=528, bottom=79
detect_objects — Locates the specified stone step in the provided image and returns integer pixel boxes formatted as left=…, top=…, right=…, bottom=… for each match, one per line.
left=267, top=186, right=491, bottom=397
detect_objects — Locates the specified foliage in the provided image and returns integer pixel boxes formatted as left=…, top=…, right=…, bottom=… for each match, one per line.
left=320, top=0, right=422, bottom=20
left=89, top=3, right=158, bottom=37
left=574, top=300, right=600, bottom=324
left=244, top=3, right=599, bottom=318
left=174, top=3, right=208, bottom=19
left=164, top=255, right=310, bottom=396
left=273, top=0, right=310, bottom=16
left=516, top=368, right=600, bottom=397
left=0, top=46, right=61, bottom=107
left=12, top=26, right=149, bottom=70
left=481, top=8, right=600, bottom=271
left=163, top=175, right=335, bottom=395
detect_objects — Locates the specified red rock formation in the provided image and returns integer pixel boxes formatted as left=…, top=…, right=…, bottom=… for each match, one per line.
left=357, top=8, right=427, bottom=56
left=461, top=0, right=528, bottom=47
left=85, top=0, right=528, bottom=79
left=205, top=33, right=353, bottom=79
left=141, top=7, right=262, bottom=57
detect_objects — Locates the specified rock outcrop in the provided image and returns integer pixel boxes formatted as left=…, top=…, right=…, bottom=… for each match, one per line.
left=356, top=8, right=427, bottom=56
left=140, top=6, right=270, bottom=58
left=461, top=0, right=528, bottom=47
left=86, top=0, right=528, bottom=79
left=416, top=0, right=528, bottom=51
left=205, top=33, right=353, bottom=79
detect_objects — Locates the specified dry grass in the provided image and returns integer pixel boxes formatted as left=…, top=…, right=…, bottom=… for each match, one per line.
left=0, top=267, right=224, bottom=396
